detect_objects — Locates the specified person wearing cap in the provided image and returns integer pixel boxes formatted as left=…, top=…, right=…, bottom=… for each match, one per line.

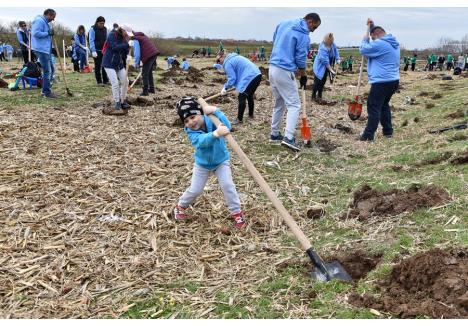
left=31, top=8, right=57, bottom=98
left=102, top=26, right=131, bottom=115
left=17, top=21, right=36, bottom=63
left=312, top=32, right=339, bottom=101
left=358, top=19, right=400, bottom=141
left=268, top=13, right=321, bottom=151
left=73, top=25, right=88, bottom=72
left=173, top=97, right=247, bottom=229
left=89, top=16, right=109, bottom=85
left=217, top=51, right=262, bottom=124
left=123, top=25, right=160, bottom=96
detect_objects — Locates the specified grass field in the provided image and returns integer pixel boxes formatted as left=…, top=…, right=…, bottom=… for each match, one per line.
left=0, top=57, right=467, bottom=318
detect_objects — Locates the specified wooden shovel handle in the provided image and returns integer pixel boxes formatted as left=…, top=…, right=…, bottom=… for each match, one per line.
left=356, top=55, right=364, bottom=97
left=129, top=71, right=142, bottom=89
left=53, top=37, right=70, bottom=90
left=197, top=97, right=312, bottom=251
left=301, top=89, right=307, bottom=118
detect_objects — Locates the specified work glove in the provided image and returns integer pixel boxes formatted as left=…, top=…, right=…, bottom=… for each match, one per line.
left=220, top=87, right=227, bottom=96
left=84, top=47, right=89, bottom=52
left=92, top=51, right=98, bottom=58
left=48, top=29, right=54, bottom=36
left=299, top=75, right=307, bottom=89
left=337, top=59, right=341, bottom=65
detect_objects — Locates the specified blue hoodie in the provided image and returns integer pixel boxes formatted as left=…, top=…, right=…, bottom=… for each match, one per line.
left=360, top=34, right=400, bottom=84
left=313, top=42, right=339, bottom=79
left=31, top=15, right=52, bottom=54
left=223, top=53, right=261, bottom=92
left=181, top=60, right=190, bottom=71
left=73, top=33, right=86, bottom=55
left=269, top=18, right=310, bottom=72
left=185, top=109, right=231, bottom=170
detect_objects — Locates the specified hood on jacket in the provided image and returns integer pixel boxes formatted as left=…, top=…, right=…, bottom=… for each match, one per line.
left=223, top=52, right=238, bottom=64
left=380, top=34, right=399, bottom=49
left=291, top=18, right=310, bottom=35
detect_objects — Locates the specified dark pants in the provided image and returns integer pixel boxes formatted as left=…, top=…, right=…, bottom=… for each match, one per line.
left=312, top=73, right=328, bottom=99
left=93, top=51, right=108, bottom=84
left=411, top=63, right=416, bottom=71
left=142, top=55, right=157, bottom=93
left=237, top=74, right=262, bottom=121
left=21, top=49, right=36, bottom=64
left=403, top=64, right=409, bottom=71
left=447, top=62, right=453, bottom=70
left=362, top=80, right=399, bottom=140
left=348, top=64, right=353, bottom=72
left=0, top=52, right=4, bottom=61
left=72, top=58, right=80, bottom=72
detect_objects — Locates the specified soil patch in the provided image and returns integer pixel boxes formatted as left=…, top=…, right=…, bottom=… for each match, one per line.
left=341, top=184, right=451, bottom=220
left=425, top=103, right=435, bottom=109
left=316, top=138, right=337, bottom=153
left=450, top=151, right=468, bottom=165
left=333, top=123, right=353, bottom=134
left=448, top=134, right=468, bottom=142
left=211, top=77, right=226, bottom=84
left=418, top=91, right=430, bottom=97
left=349, top=248, right=468, bottom=318
left=306, top=205, right=325, bottom=220
left=0, top=78, right=8, bottom=88
left=431, top=93, right=443, bottom=100
left=126, top=96, right=155, bottom=107
left=314, top=99, right=338, bottom=106
left=186, top=66, right=204, bottom=83
left=445, top=109, right=466, bottom=119
left=326, top=250, right=382, bottom=281
left=414, top=152, right=452, bottom=167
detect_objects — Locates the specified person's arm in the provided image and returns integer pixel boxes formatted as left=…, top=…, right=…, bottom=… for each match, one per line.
left=223, top=61, right=236, bottom=90
left=188, top=130, right=218, bottom=148
left=359, top=39, right=384, bottom=58
left=16, top=31, right=28, bottom=47
left=294, top=35, right=309, bottom=72
left=107, top=33, right=129, bottom=52
left=89, top=28, right=96, bottom=53
left=32, top=20, right=49, bottom=39
left=133, top=40, right=141, bottom=68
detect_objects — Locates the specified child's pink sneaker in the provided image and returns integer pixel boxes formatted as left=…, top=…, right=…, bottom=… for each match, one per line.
left=232, top=211, right=247, bottom=229
left=173, top=205, right=190, bottom=220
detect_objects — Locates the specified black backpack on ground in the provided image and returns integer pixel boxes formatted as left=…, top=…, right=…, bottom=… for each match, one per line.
left=23, top=61, right=42, bottom=78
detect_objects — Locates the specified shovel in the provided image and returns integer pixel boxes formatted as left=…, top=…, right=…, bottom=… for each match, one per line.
left=53, top=37, right=73, bottom=96
left=300, top=89, right=312, bottom=146
left=348, top=56, right=364, bottom=121
left=197, top=95, right=352, bottom=283
left=128, top=70, right=142, bottom=93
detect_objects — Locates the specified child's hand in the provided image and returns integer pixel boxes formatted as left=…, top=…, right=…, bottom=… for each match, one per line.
left=213, top=124, right=230, bottom=138
left=203, top=105, right=217, bottom=115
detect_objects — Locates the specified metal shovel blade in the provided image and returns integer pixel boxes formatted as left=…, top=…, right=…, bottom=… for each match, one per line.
left=311, top=261, right=353, bottom=282
left=306, top=248, right=352, bottom=283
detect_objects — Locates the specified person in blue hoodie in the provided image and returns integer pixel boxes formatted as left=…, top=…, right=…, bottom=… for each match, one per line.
left=269, top=13, right=321, bottom=152
left=74, top=25, right=88, bottom=72
left=181, top=58, right=190, bottom=71
left=218, top=51, right=262, bottom=124
left=31, top=8, right=56, bottom=98
left=312, top=33, right=339, bottom=101
left=359, top=19, right=400, bottom=141
left=173, top=97, right=246, bottom=229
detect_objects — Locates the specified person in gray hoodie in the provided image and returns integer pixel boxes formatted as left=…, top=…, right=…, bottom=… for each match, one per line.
left=268, top=13, right=321, bottom=152
left=359, top=18, right=400, bottom=141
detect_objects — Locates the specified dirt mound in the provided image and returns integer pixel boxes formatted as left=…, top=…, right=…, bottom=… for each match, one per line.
left=186, top=66, right=204, bottom=83
left=314, top=98, right=338, bottom=106
left=450, top=151, right=468, bottom=165
left=316, top=138, right=337, bottom=153
left=418, top=91, right=430, bottom=97
left=0, top=78, right=8, bottom=88
left=431, top=93, right=443, bottom=99
left=341, top=184, right=451, bottom=220
left=327, top=250, right=382, bottom=281
left=445, top=109, right=466, bottom=119
left=427, top=73, right=439, bottom=80
left=259, top=66, right=269, bottom=76
left=162, top=66, right=182, bottom=78
left=333, top=123, right=353, bottom=134
left=126, top=96, right=155, bottom=107
left=349, top=248, right=468, bottom=318
left=414, top=152, right=452, bottom=167
left=211, top=77, right=225, bottom=84
left=425, top=102, right=435, bottom=109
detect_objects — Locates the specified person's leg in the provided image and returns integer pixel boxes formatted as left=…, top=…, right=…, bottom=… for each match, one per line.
left=411, top=63, right=415, bottom=71
left=101, top=54, right=109, bottom=83
left=379, top=80, right=399, bottom=136
left=22, top=49, right=29, bottom=63
left=35, top=51, right=51, bottom=96
left=147, top=56, right=156, bottom=92
left=317, top=73, right=328, bottom=99
left=245, top=74, right=261, bottom=117
left=94, top=54, right=102, bottom=84
left=79, top=50, right=86, bottom=70
left=269, top=66, right=286, bottom=137
left=312, top=76, right=320, bottom=99
left=141, top=58, right=152, bottom=94
left=104, top=68, right=121, bottom=104
left=178, top=164, right=210, bottom=208
left=237, top=92, right=247, bottom=122
left=215, top=161, right=242, bottom=214
left=117, top=68, right=129, bottom=103
left=362, top=83, right=387, bottom=140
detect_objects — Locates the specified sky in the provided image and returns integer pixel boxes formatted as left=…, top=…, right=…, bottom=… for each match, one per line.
left=1, top=7, right=467, bottom=49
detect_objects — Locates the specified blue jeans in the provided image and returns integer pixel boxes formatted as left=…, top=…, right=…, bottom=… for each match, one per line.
left=77, top=48, right=87, bottom=70
left=362, top=80, right=399, bottom=140
left=34, top=51, right=54, bottom=96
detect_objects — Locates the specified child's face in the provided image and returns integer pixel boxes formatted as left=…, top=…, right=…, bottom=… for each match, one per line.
left=184, top=114, right=204, bottom=130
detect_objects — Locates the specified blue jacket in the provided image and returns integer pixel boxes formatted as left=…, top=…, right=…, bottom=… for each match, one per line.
left=133, top=40, right=141, bottom=67
left=185, top=109, right=231, bottom=170
left=313, top=42, right=340, bottom=79
left=31, top=15, right=52, bottom=54
left=181, top=60, right=190, bottom=71
left=167, top=56, right=175, bottom=65
left=360, top=34, right=400, bottom=84
left=17, top=29, right=30, bottom=49
left=74, top=33, right=86, bottom=54
left=269, top=18, right=310, bottom=72
left=5, top=44, right=13, bottom=53
left=102, top=31, right=129, bottom=70
left=223, top=53, right=261, bottom=92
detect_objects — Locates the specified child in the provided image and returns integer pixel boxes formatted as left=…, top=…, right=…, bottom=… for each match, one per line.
left=174, top=97, right=247, bottom=229
left=181, top=58, right=190, bottom=71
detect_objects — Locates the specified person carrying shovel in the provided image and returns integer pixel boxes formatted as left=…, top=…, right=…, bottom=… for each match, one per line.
left=217, top=51, right=262, bottom=124
left=358, top=19, right=400, bottom=141
left=31, top=8, right=57, bottom=98
left=268, top=13, right=321, bottom=151
left=173, top=97, right=247, bottom=229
